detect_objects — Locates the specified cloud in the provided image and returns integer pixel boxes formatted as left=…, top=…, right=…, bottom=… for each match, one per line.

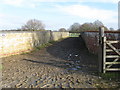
left=1, top=0, right=24, bottom=6
left=0, top=0, right=118, bottom=9
left=56, top=4, right=117, bottom=23
left=0, top=13, right=6, bottom=23
left=0, top=13, right=23, bottom=30
left=0, top=14, right=5, bottom=18
left=80, top=0, right=118, bottom=3
left=55, top=4, right=118, bottom=29
left=1, top=0, right=118, bottom=7
left=33, top=0, right=119, bottom=3
left=0, top=0, right=36, bottom=8
left=0, top=0, right=118, bottom=30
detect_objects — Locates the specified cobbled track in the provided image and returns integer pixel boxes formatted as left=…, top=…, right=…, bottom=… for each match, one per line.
left=2, top=37, right=119, bottom=88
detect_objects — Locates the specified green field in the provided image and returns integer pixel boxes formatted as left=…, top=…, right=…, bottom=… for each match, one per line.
left=69, top=33, right=80, bottom=37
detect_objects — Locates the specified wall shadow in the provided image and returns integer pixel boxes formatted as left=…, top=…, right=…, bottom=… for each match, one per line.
left=23, top=36, right=99, bottom=74
left=46, top=36, right=98, bottom=73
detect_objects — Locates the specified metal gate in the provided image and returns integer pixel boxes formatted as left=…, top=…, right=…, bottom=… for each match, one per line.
left=99, top=27, right=120, bottom=73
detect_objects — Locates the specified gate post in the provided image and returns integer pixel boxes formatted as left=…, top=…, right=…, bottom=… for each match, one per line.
left=98, top=27, right=106, bottom=73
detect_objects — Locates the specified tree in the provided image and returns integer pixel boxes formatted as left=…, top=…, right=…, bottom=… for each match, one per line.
left=59, top=28, right=67, bottom=32
left=109, top=28, right=114, bottom=31
left=93, top=20, right=104, bottom=27
left=69, top=23, right=80, bottom=32
left=92, top=20, right=104, bottom=30
left=21, top=19, right=45, bottom=31
left=68, top=20, right=108, bottom=32
left=79, top=20, right=108, bottom=31
left=79, top=23, right=94, bottom=32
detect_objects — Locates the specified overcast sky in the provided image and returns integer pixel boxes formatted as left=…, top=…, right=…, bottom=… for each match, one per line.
left=0, top=0, right=119, bottom=30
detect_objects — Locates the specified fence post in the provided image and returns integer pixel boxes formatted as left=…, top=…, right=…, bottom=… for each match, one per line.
left=103, top=36, right=106, bottom=73
left=98, top=27, right=106, bottom=73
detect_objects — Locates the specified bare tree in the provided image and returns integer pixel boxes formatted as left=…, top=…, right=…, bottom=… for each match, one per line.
left=21, top=19, right=45, bottom=31
left=59, top=28, right=67, bottom=32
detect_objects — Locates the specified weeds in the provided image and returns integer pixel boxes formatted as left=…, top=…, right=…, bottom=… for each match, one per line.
left=93, top=71, right=120, bottom=82
left=100, top=72, right=120, bottom=81
left=20, top=40, right=60, bottom=55
left=35, top=42, right=52, bottom=50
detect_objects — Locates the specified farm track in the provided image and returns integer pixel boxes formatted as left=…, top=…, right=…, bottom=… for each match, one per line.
left=1, top=36, right=120, bottom=88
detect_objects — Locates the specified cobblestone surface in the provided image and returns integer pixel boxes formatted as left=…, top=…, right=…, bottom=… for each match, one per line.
left=1, top=37, right=120, bottom=88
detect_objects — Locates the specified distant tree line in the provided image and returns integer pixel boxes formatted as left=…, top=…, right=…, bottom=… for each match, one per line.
left=58, top=20, right=116, bottom=33
left=3, top=19, right=117, bottom=32
left=68, top=20, right=109, bottom=33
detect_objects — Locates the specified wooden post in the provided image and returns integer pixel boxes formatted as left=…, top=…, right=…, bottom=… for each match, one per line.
left=98, top=27, right=106, bottom=73
left=103, top=36, right=106, bottom=73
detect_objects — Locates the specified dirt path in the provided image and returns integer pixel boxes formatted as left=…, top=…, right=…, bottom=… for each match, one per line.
left=2, top=37, right=119, bottom=88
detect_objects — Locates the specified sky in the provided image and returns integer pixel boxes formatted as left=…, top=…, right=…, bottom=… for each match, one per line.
left=0, top=0, right=119, bottom=30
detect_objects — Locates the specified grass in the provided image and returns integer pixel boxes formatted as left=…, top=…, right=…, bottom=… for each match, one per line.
left=21, top=43, right=52, bottom=55
left=92, top=72, right=120, bottom=88
left=92, top=71, right=120, bottom=82
left=36, top=39, right=65, bottom=49
left=35, top=43, right=52, bottom=50
left=69, top=33, right=80, bottom=37
left=21, top=39, right=62, bottom=55
left=34, top=39, right=61, bottom=50
left=99, top=72, right=120, bottom=81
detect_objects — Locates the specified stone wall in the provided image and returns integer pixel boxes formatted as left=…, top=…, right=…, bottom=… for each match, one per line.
left=81, top=31, right=120, bottom=55
left=0, top=31, right=69, bottom=58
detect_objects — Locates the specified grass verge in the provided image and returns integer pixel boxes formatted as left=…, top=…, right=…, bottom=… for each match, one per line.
left=99, top=72, right=120, bottom=81
left=93, top=71, right=120, bottom=82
